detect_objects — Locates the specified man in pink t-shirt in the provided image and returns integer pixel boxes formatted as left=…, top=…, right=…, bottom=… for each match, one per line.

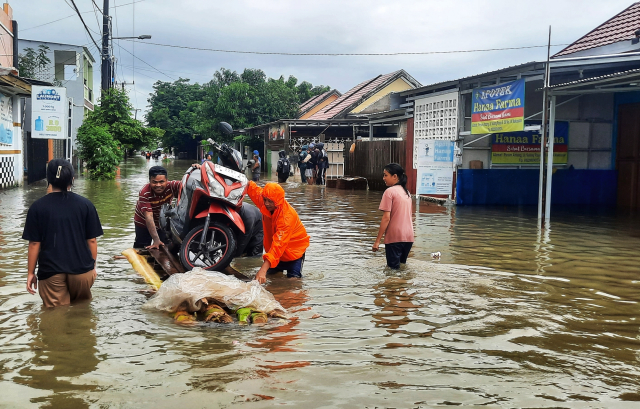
left=372, top=164, right=415, bottom=268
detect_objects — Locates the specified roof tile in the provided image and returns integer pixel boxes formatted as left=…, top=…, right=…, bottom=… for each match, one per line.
left=554, top=2, right=640, bottom=57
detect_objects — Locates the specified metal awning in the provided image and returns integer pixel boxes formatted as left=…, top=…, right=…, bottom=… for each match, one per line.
left=546, top=68, right=640, bottom=95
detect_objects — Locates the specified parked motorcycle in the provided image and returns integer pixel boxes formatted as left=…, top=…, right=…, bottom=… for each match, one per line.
left=160, top=124, right=249, bottom=271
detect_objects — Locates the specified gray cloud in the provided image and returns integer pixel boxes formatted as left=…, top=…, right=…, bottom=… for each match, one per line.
left=15, top=0, right=633, bottom=115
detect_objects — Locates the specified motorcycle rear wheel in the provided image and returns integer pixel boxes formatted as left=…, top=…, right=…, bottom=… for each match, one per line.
left=179, top=221, right=237, bottom=271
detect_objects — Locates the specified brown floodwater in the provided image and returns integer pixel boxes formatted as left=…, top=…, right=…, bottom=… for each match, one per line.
left=1, top=158, right=640, bottom=408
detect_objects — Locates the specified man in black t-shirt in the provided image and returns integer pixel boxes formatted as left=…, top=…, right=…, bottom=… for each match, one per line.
left=22, top=159, right=103, bottom=308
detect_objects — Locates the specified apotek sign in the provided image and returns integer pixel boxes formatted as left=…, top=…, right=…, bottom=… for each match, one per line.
left=471, top=79, right=525, bottom=135
left=491, top=122, right=568, bottom=165
left=31, top=86, right=67, bottom=139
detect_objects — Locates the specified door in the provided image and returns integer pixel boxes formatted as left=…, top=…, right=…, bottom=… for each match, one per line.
left=617, top=103, right=640, bottom=209
left=27, top=132, right=48, bottom=184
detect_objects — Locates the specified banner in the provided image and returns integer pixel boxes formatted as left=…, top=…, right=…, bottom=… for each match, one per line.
left=491, top=121, right=568, bottom=165
left=31, top=86, right=67, bottom=139
left=416, top=139, right=454, bottom=195
left=471, top=79, right=525, bottom=135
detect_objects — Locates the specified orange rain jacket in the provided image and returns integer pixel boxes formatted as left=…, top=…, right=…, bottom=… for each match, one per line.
left=247, top=181, right=309, bottom=268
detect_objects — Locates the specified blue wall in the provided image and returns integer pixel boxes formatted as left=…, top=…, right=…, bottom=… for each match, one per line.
left=456, top=169, right=618, bottom=206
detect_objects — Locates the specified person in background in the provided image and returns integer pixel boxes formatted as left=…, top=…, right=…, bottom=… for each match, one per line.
left=298, top=145, right=308, bottom=183
left=133, top=164, right=200, bottom=249
left=201, top=151, right=212, bottom=164
left=276, top=150, right=291, bottom=183
left=252, top=150, right=261, bottom=182
left=305, top=143, right=317, bottom=185
left=372, top=163, right=415, bottom=269
left=316, top=142, right=328, bottom=185
left=22, top=159, right=103, bottom=307
left=247, top=181, right=310, bottom=283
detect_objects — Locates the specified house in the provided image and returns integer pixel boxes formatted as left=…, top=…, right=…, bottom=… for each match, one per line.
left=0, top=2, right=31, bottom=189
left=386, top=2, right=640, bottom=209
left=19, top=39, right=96, bottom=169
left=241, top=70, right=421, bottom=178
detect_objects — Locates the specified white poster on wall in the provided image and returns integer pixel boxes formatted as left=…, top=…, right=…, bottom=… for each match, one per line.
left=413, top=90, right=459, bottom=169
left=416, top=139, right=455, bottom=195
left=0, top=93, right=13, bottom=146
left=31, top=86, right=67, bottom=139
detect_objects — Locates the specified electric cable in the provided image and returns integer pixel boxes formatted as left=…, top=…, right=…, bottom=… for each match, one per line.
left=66, top=0, right=101, bottom=50
left=120, top=39, right=570, bottom=57
left=112, top=41, right=175, bottom=80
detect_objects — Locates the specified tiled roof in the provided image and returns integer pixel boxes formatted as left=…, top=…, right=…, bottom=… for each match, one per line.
left=298, top=89, right=342, bottom=117
left=554, top=2, right=640, bottom=57
left=309, top=70, right=409, bottom=120
left=299, top=92, right=328, bottom=113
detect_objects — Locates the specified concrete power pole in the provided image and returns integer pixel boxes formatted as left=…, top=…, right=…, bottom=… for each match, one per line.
left=101, top=0, right=111, bottom=90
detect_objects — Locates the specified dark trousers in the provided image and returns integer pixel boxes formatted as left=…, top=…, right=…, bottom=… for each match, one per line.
left=299, top=163, right=307, bottom=183
left=385, top=242, right=413, bottom=269
left=134, top=224, right=168, bottom=248
left=267, top=254, right=305, bottom=278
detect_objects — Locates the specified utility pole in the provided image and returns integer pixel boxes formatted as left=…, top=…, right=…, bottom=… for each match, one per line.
left=101, top=0, right=111, bottom=90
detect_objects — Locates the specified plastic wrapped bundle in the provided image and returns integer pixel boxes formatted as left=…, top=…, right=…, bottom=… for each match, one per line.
left=143, top=268, right=287, bottom=317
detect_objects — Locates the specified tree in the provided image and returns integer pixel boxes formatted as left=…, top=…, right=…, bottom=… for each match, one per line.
left=146, top=68, right=331, bottom=150
left=146, top=78, right=204, bottom=153
left=77, top=122, right=122, bottom=180
left=77, top=88, right=163, bottom=179
left=18, top=45, right=51, bottom=79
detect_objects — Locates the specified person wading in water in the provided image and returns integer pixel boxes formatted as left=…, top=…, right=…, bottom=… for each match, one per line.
left=22, top=159, right=104, bottom=307
left=372, top=163, right=415, bottom=269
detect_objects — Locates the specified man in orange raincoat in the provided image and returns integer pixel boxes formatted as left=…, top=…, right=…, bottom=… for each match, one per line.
left=247, top=181, right=309, bottom=284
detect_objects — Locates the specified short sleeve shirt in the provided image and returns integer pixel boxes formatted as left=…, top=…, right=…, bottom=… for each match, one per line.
left=134, top=181, right=182, bottom=228
left=379, top=185, right=414, bottom=243
left=22, top=192, right=103, bottom=280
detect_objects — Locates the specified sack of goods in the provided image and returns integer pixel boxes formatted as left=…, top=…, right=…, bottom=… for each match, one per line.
left=143, top=268, right=288, bottom=325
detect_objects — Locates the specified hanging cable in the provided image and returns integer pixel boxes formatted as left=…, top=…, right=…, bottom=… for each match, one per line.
left=119, top=39, right=569, bottom=57
left=66, top=0, right=101, bottom=50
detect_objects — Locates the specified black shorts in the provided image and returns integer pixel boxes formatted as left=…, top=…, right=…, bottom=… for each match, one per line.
left=385, top=242, right=413, bottom=269
left=134, top=225, right=168, bottom=248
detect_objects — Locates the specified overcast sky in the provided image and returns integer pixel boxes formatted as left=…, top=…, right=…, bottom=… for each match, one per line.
left=14, top=0, right=635, bottom=116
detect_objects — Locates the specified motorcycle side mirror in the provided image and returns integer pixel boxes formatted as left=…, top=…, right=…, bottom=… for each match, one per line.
left=219, top=122, right=233, bottom=135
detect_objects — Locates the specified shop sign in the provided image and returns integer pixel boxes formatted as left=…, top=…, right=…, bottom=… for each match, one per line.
left=416, top=139, right=455, bottom=195
left=471, top=79, right=525, bottom=135
left=491, top=121, right=568, bottom=165
left=31, top=86, right=67, bottom=139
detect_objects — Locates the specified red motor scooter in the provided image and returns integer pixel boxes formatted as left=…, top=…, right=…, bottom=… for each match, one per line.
left=160, top=133, right=249, bottom=271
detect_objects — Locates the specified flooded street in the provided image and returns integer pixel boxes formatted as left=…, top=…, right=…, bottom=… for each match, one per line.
left=1, top=158, right=640, bottom=408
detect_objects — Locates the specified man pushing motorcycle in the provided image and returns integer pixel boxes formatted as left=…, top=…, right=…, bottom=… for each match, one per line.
left=134, top=164, right=265, bottom=258
left=247, top=181, right=310, bottom=284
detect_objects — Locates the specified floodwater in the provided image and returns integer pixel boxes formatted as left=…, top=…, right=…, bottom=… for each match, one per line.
left=1, top=159, right=640, bottom=408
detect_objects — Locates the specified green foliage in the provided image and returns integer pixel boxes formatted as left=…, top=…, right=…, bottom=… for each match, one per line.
left=77, top=88, right=164, bottom=179
left=18, top=45, right=51, bottom=79
left=146, top=78, right=205, bottom=153
left=77, top=122, right=122, bottom=180
left=146, top=68, right=331, bottom=149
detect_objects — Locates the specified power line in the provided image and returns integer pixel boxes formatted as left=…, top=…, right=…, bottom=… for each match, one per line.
left=112, top=41, right=175, bottom=80
left=21, top=0, right=145, bottom=31
left=66, top=0, right=101, bottom=49
left=122, top=39, right=570, bottom=57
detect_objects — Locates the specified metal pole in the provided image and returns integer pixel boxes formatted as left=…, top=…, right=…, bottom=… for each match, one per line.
left=101, top=0, right=111, bottom=91
left=544, top=95, right=556, bottom=221
left=538, top=26, right=552, bottom=221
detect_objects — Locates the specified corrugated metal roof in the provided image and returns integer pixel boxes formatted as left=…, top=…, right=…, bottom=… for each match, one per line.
left=308, top=70, right=414, bottom=120
left=554, top=2, right=640, bottom=57
left=546, top=67, right=640, bottom=89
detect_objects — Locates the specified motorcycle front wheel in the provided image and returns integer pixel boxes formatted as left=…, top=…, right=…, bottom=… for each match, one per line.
left=179, top=221, right=237, bottom=271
